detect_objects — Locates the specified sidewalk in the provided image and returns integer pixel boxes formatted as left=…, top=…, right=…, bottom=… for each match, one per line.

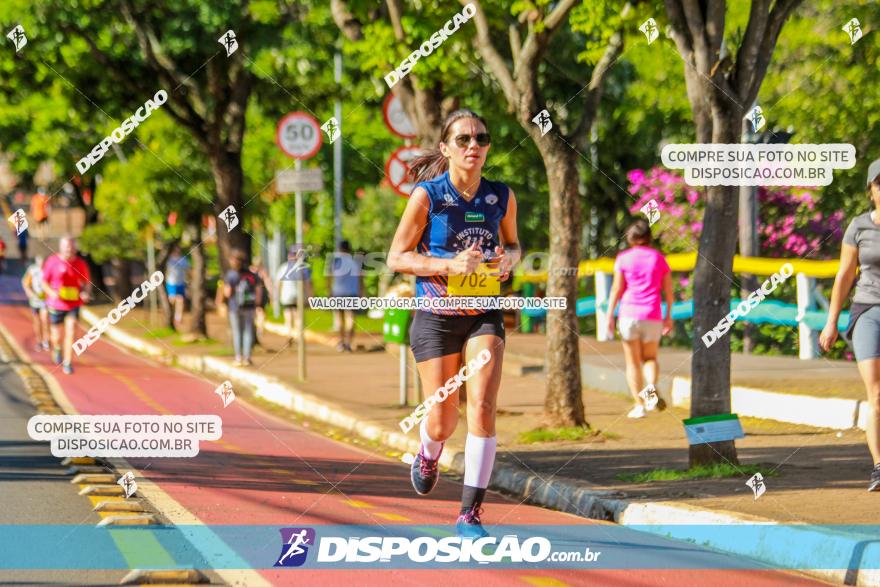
left=94, top=305, right=876, bottom=529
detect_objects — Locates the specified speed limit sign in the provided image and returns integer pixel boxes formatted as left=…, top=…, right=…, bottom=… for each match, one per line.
left=276, top=112, right=323, bottom=160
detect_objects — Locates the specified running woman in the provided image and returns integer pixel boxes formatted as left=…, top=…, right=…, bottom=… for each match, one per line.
left=820, top=158, right=880, bottom=491
left=388, top=109, right=520, bottom=538
left=21, top=255, right=49, bottom=352
left=606, top=219, right=673, bottom=418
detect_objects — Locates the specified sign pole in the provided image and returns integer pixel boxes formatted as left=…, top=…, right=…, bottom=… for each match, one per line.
left=276, top=109, right=322, bottom=382
left=334, top=50, right=343, bottom=251
left=295, top=158, right=306, bottom=382
left=271, top=224, right=282, bottom=319
left=146, top=225, right=157, bottom=325
left=399, top=344, right=408, bottom=406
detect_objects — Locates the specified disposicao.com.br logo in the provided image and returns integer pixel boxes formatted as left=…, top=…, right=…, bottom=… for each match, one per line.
left=275, top=527, right=316, bottom=567
left=271, top=527, right=603, bottom=568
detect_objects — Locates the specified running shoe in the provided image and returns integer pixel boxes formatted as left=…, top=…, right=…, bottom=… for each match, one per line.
left=627, top=405, right=646, bottom=419
left=456, top=506, right=489, bottom=539
left=869, top=464, right=880, bottom=492
left=52, top=348, right=62, bottom=365
left=410, top=445, right=443, bottom=495
left=41, top=341, right=50, bottom=351
left=646, top=397, right=668, bottom=412
left=62, top=363, right=73, bottom=375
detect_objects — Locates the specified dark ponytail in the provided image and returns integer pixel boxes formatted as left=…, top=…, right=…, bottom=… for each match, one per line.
left=408, top=149, right=448, bottom=185
left=408, top=108, right=489, bottom=184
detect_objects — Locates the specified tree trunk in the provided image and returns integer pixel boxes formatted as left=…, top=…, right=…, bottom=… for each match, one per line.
left=111, top=258, right=132, bottom=304
left=539, top=141, right=586, bottom=427
left=71, top=177, right=105, bottom=293
left=188, top=221, right=208, bottom=338
left=209, top=148, right=250, bottom=272
left=689, top=110, right=741, bottom=467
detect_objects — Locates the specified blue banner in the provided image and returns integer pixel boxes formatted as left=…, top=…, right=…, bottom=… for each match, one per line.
left=2, top=524, right=880, bottom=571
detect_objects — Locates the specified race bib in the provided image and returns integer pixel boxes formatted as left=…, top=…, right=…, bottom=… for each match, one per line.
left=58, top=286, right=80, bottom=301
left=447, top=263, right=500, bottom=296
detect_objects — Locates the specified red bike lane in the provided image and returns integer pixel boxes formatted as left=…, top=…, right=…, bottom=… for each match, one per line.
left=0, top=304, right=825, bottom=586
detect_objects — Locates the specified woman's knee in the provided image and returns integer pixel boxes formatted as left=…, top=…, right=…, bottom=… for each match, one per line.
left=425, top=415, right=457, bottom=440
left=468, top=397, right=496, bottom=421
left=868, top=384, right=880, bottom=413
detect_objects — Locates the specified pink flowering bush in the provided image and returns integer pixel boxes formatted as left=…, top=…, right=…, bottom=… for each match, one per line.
left=759, top=187, right=844, bottom=259
left=627, top=167, right=844, bottom=260
left=626, top=168, right=703, bottom=254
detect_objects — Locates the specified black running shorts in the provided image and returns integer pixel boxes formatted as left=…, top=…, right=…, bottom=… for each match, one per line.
left=48, top=307, right=79, bottom=325
left=409, top=310, right=505, bottom=363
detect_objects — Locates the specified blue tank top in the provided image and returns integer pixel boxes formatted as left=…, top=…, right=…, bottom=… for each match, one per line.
left=414, top=171, right=511, bottom=315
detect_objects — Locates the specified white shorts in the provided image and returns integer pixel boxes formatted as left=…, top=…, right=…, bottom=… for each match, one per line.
left=618, top=317, right=662, bottom=342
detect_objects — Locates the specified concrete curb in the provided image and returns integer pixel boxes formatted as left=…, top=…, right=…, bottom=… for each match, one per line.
left=670, top=376, right=866, bottom=431
left=73, top=310, right=880, bottom=583
left=511, top=346, right=866, bottom=432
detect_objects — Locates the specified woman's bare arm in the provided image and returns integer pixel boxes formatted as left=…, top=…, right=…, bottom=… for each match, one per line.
left=828, top=244, right=859, bottom=324
left=820, top=243, right=858, bottom=351
left=607, top=270, right=625, bottom=317
left=387, top=188, right=456, bottom=276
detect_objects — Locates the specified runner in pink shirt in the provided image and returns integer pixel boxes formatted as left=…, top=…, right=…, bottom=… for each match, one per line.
left=607, top=219, right=673, bottom=419
left=41, top=236, right=91, bottom=374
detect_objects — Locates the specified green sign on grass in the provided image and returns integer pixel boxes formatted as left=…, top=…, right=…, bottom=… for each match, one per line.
left=682, top=413, right=744, bottom=445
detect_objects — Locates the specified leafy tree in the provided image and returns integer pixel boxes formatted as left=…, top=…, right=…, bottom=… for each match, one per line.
left=96, top=110, right=214, bottom=334
left=77, top=222, right=140, bottom=301
left=663, top=0, right=803, bottom=466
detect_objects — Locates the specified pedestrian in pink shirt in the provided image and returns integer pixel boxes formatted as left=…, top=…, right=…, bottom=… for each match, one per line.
left=606, top=219, right=673, bottom=418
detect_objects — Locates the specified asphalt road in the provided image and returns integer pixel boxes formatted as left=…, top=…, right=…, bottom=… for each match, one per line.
left=0, top=338, right=124, bottom=586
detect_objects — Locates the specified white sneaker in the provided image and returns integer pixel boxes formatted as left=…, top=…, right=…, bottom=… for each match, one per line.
left=639, top=384, right=659, bottom=411
left=627, top=405, right=646, bottom=419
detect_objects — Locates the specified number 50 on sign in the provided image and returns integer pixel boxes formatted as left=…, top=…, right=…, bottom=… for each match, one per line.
left=276, top=112, right=323, bottom=160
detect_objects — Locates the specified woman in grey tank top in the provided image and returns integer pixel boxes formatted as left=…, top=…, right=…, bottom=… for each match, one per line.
left=820, top=159, right=880, bottom=491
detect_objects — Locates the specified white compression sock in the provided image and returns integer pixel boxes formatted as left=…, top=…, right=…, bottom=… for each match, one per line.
left=463, top=433, right=497, bottom=488
left=420, top=419, right=444, bottom=460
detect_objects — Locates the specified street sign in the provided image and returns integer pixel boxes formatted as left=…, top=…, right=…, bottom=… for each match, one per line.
left=385, top=145, right=424, bottom=197
left=276, top=112, right=323, bottom=160
left=382, top=93, right=417, bottom=139
left=276, top=168, right=324, bottom=193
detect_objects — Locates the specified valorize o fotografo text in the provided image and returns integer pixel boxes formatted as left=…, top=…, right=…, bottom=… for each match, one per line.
left=73, top=271, right=165, bottom=355
left=309, top=297, right=567, bottom=311
left=77, top=90, right=168, bottom=174
left=702, top=262, right=793, bottom=348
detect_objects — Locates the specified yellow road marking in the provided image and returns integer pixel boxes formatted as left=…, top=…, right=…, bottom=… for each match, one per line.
left=374, top=512, right=411, bottom=522
left=520, top=578, right=572, bottom=587
left=343, top=499, right=375, bottom=509
left=269, top=469, right=321, bottom=486
left=94, top=366, right=171, bottom=415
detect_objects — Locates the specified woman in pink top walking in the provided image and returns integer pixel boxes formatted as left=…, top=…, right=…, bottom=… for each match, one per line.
left=606, top=219, right=674, bottom=418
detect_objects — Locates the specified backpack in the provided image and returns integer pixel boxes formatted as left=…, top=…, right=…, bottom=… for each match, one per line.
left=234, top=271, right=258, bottom=308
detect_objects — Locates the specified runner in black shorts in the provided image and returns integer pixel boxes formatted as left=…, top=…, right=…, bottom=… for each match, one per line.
left=388, top=109, right=520, bottom=538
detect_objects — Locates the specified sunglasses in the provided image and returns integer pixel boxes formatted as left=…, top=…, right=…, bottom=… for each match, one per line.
left=452, top=133, right=491, bottom=148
